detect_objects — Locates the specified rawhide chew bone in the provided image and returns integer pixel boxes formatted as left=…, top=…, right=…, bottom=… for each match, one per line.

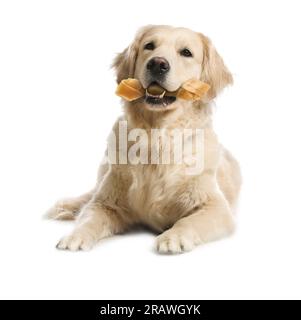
left=115, top=79, right=144, bottom=101
left=146, top=83, right=166, bottom=96
left=116, top=78, right=210, bottom=102
left=177, top=79, right=210, bottom=101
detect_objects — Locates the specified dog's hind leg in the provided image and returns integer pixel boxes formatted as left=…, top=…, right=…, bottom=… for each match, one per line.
left=46, top=190, right=95, bottom=220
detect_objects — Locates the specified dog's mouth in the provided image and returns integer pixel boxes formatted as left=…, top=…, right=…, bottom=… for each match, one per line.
left=145, top=82, right=177, bottom=107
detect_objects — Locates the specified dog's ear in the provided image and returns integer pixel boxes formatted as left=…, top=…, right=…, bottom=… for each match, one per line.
left=112, top=26, right=153, bottom=83
left=199, top=33, right=233, bottom=100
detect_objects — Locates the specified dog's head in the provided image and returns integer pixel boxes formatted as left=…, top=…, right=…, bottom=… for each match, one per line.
left=113, top=25, right=232, bottom=110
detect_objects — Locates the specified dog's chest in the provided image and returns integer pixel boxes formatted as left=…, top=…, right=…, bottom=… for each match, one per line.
left=127, top=164, right=189, bottom=230
left=124, top=125, right=205, bottom=230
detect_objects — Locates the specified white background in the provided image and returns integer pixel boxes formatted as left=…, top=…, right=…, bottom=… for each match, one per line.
left=0, top=0, right=301, bottom=299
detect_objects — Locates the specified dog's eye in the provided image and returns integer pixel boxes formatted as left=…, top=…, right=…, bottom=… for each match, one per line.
left=180, top=48, right=193, bottom=57
left=144, top=42, right=155, bottom=50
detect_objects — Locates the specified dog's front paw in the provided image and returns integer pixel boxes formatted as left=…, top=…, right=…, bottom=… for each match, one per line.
left=156, top=229, right=197, bottom=254
left=56, top=229, right=95, bottom=251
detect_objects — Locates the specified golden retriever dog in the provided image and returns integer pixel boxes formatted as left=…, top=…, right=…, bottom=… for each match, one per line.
left=47, top=25, right=241, bottom=254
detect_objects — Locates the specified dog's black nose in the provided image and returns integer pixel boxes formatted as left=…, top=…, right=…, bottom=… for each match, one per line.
left=147, top=57, right=170, bottom=76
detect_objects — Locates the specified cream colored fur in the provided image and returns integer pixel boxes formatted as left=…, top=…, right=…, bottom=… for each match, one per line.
left=47, top=25, right=241, bottom=254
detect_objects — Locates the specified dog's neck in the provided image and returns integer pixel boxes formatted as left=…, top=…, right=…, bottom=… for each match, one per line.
left=124, top=101, right=212, bottom=130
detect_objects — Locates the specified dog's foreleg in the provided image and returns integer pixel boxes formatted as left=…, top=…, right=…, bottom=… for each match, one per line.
left=156, top=193, right=235, bottom=254
left=56, top=201, right=126, bottom=251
